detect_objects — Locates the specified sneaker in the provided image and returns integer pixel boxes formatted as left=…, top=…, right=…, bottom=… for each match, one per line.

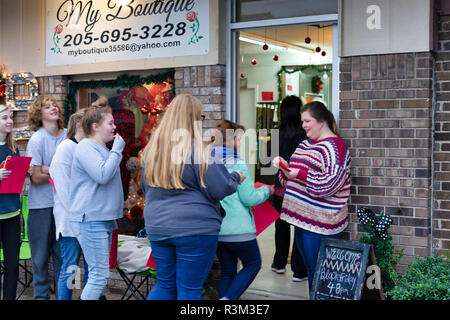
left=293, top=276, right=307, bottom=282
left=271, top=267, right=286, bottom=274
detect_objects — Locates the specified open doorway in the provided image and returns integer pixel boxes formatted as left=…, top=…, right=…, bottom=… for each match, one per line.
left=237, top=24, right=334, bottom=182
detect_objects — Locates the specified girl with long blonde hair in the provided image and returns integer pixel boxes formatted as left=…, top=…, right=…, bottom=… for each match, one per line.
left=142, top=93, right=209, bottom=189
left=141, top=94, right=245, bottom=300
left=0, top=103, right=21, bottom=299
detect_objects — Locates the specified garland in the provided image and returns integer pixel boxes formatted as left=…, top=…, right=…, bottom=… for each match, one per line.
left=63, top=71, right=175, bottom=125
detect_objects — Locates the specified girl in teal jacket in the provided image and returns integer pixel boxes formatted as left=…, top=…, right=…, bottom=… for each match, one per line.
left=213, top=120, right=273, bottom=300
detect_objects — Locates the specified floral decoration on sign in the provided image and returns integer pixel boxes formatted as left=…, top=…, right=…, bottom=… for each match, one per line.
left=51, top=24, right=64, bottom=54
left=187, top=11, right=203, bottom=45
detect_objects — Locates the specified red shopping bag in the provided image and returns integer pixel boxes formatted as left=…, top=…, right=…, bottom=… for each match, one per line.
left=252, top=182, right=280, bottom=236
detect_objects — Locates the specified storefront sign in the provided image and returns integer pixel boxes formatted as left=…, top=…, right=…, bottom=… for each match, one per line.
left=45, top=0, right=210, bottom=66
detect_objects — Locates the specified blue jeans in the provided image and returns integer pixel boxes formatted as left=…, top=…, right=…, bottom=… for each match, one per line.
left=57, top=236, right=89, bottom=300
left=147, top=235, right=218, bottom=300
left=294, top=227, right=341, bottom=291
left=71, top=220, right=114, bottom=300
left=28, top=208, right=61, bottom=300
left=216, top=239, right=261, bottom=300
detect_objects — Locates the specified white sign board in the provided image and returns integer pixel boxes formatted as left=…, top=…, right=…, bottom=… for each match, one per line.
left=340, top=0, right=430, bottom=57
left=46, top=0, right=210, bottom=66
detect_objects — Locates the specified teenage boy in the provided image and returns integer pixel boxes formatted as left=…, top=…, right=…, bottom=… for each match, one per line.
left=26, top=95, right=66, bottom=300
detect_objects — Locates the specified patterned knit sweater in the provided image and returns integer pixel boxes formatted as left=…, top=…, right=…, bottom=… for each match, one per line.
left=279, top=137, right=351, bottom=235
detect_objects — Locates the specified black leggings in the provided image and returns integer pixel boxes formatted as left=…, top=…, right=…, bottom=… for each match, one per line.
left=272, top=195, right=307, bottom=278
left=0, top=214, right=21, bottom=300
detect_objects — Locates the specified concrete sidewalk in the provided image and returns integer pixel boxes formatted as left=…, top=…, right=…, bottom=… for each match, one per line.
left=15, top=223, right=309, bottom=300
left=240, top=223, right=309, bottom=300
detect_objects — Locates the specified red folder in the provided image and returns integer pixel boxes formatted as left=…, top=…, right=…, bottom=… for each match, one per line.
left=0, top=156, right=32, bottom=194
left=109, top=229, right=118, bottom=270
left=252, top=182, right=280, bottom=236
left=146, top=252, right=156, bottom=270
left=49, top=178, right=56, bottom=190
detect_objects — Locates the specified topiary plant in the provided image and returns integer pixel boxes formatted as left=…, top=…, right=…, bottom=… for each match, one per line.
left=386, top=253, right=450, bottom=300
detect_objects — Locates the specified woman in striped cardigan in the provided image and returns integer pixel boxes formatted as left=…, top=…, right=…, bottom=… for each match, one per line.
left=272, top=101, right=351, bottom=291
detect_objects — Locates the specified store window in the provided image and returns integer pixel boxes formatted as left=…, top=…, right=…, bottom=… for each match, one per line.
left=69, top=73, right=174, bottom=235
left=237, top=24, right=334, bottom=183
left=236, top=0, right=338, bottom=22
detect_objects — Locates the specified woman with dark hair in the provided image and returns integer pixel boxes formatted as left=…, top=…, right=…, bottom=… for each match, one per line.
left=273, top=101, right=352, bottom=292
left=271, top=95, right=308, bottom=282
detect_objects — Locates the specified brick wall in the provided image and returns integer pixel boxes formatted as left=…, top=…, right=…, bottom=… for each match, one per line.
left=174, top=65, right=226, bottom=129
left=434, top=13, right=450, bottom=255
left=339, top=53, right=434, bottom=271
left=12, top=69, right=225, bottom=296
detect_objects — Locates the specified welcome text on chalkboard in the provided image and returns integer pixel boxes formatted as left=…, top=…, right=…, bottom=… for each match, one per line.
left=310, top=239, right=372, bottom=300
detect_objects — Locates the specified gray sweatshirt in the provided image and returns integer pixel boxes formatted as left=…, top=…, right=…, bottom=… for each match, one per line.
left=142, top=147, right=241, bottom=238
left=69, top=137, right=125, bottom=222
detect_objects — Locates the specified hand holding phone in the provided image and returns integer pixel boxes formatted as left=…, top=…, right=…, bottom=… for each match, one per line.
left=279, top=161, right=291, bottom=172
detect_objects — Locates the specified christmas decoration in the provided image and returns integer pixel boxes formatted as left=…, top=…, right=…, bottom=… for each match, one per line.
left=240, top=73, right=245, bottom=78
left=118, top=155, right=146, bottom=235
left=315, top=46, right=321, bottom=53
left=140, top=106, right=149, bottom=114
left=305, top=36, right=311, bottom=44
left=273, top=55, right=279, bottom=61
left=276, top=64, right=331, bottom=105
left=262, top=43, right=269, bottom=50
left=311, top=75, right=324, bottom=94
left=1, top=72, right=39, bottom=110
left=321, top=51, right=326, bottom=56
left=251, top=58, right=257, bottom=65
left=0, top=83, right=5, bottom=99
left=118, top=81, right=172, bottom=147
left=357, top=207, right=393, bottom=241
left=64, top=71, right=174, bottom=126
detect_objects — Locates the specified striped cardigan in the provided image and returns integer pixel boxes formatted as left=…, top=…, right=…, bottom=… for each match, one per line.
left=279, top=137, right=351, bottom=235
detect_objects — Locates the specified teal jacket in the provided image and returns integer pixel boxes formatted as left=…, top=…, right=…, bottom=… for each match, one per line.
left=216, top=147, right=271, bottom=241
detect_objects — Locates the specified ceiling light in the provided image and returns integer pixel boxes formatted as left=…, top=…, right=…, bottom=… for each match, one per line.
left=239, top=36, right=287, bottom=51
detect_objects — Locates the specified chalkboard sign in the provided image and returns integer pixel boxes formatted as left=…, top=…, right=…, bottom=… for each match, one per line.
left=310, top=239, right=372, bottom=300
